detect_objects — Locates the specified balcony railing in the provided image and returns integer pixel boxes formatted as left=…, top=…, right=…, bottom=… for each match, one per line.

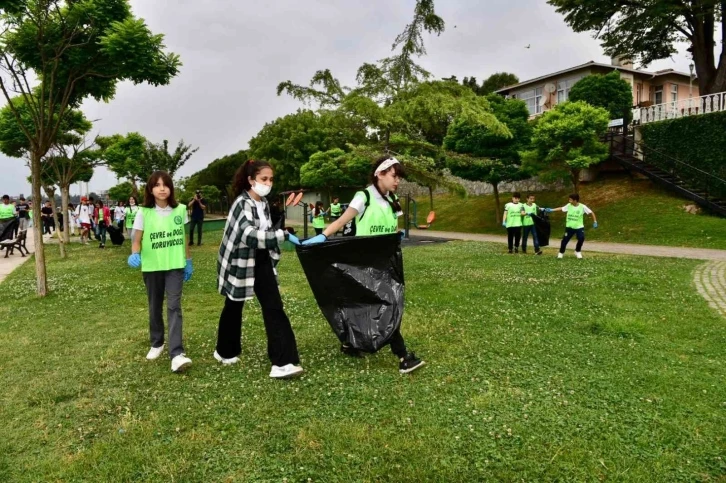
left=633, top=91, right=726, bottom=125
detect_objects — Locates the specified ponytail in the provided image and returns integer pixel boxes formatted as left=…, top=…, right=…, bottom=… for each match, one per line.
left=371, top=156, right=404, bottom=214
left=233, top=159, right=272, bottom=197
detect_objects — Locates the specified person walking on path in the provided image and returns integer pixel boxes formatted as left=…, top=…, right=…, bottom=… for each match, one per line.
left=67, top=203, right=78, bottom=236
left=188, top=190, right=206, bottom=246
left=114, top=201, right=126, bottom=230
left=215, top=159, right=304, bottom=379
left=502, top=192, right=525, bottom=254
left=522, top=194, right=542, bottom=255
left=128, top=171, right=193, bottom=373
left=75, top=197, right=92, bottom=244
left=41, top=201, right=54, bottom=235
left=545, top=193, right=598, bottom=259
left=124, top=196, right=139, bottom=243
left=15, top=196, right=30, bottom=234
left=95, top=200, right=111, bottom=249
left=302, top=156, right=425, bottom=374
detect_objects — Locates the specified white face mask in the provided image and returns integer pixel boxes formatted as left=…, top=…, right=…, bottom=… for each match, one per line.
left=251, top=182, right=272, bottom=198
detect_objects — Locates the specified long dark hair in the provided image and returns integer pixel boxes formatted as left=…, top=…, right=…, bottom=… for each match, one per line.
left=371, top=155, right=405, bottom=213
left=143, top=171, right=178, bottom=208
left=233, top=159, right=273, bottom=197
left=128, top=195, right=138, bottom=206
left=314, top=201, right=324, bottom=216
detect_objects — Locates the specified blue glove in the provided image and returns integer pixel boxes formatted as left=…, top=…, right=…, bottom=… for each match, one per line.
left=302, top=234, right=327, bottom=245
left=544, top=208, right=553, bottom=213
left=127, top=252, right=141, bottom=268
left=287, top=234, right=301, bottom=245
left=184, top=258, right=193, bottom=282
left=502, top=221, right=507, bottom=228
left=593, top=221, right=598, bottom=228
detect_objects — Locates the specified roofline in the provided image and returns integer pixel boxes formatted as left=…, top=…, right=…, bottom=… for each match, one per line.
left=495, top=61, right=694, bottom=93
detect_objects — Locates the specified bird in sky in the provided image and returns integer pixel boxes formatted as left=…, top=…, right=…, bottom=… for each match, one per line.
left=525, top=44, right=531, bottom=49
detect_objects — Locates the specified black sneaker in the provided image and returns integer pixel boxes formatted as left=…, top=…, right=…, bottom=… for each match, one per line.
left=508, top=249, right=513, bottom=254
left=536, top=250, right=543, bottom=256
left=522, top=250, right=527, bottom=254
left=340, top=344, right=364, bottom=358
left=399, top=352, right=426, bottom=374
left=188, top=241, right=194, bottom=246
left=514, top=247, right=519, bottom=254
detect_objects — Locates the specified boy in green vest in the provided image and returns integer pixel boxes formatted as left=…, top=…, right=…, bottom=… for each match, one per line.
left=502, top=192, right=525, bottom=254
left=522, top=194, right=543, bottom=255
left=545, top=193, right=598, bottom=259
left=0, top=195, right=16, bottom=222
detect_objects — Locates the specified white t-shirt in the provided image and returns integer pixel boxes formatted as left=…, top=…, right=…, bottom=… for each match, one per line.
left=561, top=203, right=593, bottom=215
left=75, top=204, right=91, bottom=224
left=114, top=206, right=125, bottom=221
left=254, top=200, right=270, bottom=231
left=132, top=204, right=189, bottom=231
left=348, top=186, right=402, bottom=219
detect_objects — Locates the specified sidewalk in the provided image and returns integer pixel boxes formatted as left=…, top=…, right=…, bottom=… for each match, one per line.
left=0, top=228, right=36, bottom=284
left=408, top=229, right=726, bottom=261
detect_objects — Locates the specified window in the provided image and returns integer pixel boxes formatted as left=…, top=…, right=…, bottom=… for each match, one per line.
left=671, top=84, right=678, bottom=103
left=516, top=87, right=544, bottom=115
left=654, top=85, right=663, bottom=104
left=636, top=83, right=643, bottom=105
left=556, top=76, right=583, bottom=104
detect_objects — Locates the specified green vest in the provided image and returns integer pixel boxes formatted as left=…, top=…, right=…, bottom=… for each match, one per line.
left=522, top=203, right=538, bottom=227
left=505, top=202, right=524, bottom=228
left=355, top=187, right=399, bottom=236
left=140, top=205, right=187, bottom=272
left=565, top=203, right=585, bottom=229
left=312, top=211, right=326, bottom=229
left=0, top=203, right=14, bottom=219
left=330, top=203, right=342, bottom=216
left=125, top=206, right=139, bottom=228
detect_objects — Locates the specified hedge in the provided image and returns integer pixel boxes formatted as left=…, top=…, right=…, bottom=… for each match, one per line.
left=640, top=111, right=726, bottom=180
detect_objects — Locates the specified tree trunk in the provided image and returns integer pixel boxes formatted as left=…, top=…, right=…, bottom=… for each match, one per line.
left=61, top=184, right=71, bottom=244
left=493, top=182, right=502, bottom=223
left=44, top=185, right=66, bottom=259
left=428, top=185, right=434, bottom=211
left=571, top=169, right=581, bottom=195
left=30, top=151, right=48, bottom=296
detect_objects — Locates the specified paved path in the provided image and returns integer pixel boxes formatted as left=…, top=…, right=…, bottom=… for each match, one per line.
left=0, top=228, right=35, bottom=284
left=693, top=261, right=726, bottom=317
left=408, top=229, right=726, bottom=261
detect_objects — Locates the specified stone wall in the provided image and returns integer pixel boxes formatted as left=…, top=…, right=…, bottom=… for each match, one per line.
left=397, top=172, right=565, bottom=197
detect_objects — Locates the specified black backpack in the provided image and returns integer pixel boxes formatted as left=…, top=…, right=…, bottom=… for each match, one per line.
left=342, top=190, right=398, bottom=237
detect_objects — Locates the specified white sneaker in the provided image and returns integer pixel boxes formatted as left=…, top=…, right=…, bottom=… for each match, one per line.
left=557, top=253, right=564, bottom=259
left=269, top=364, right=304, bottom=379
left=213, top=350, right=240, bottom=365
left=575, top=251, right=583, bottom=259
left=146, top=345, right=164, bottom=360
left=171, top=354, right=192, bottom=373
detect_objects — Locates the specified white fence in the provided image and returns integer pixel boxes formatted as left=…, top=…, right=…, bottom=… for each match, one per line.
left=633, top=91, right=726, bottom=125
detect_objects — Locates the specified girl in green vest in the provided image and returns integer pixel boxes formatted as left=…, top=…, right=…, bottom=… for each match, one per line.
left=215, top=160, right=304, bottom=379
left=127, top=171, right=194, bottom=373
left=502, top=192, right=525, bottom=254
left=329, top=197, right=342, bottom=221
left=124, top=196, right=139, bottom=243
left=302, top=156, right=425, bottom=374
left=312, top=201, right=327, bottom=235
left=521, top=194, right=543, bottom=255
left=545, top=193, right=598, bottom=259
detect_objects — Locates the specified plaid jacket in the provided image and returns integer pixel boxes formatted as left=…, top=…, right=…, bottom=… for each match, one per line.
left=217, top=191, right=286, bottom=301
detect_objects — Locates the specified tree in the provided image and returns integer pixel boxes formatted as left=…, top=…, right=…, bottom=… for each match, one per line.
left=569, top=71, right=634, bottom=122
left=480, top=73, right=520, bottom=95
left=108, top=182, right=134, bottom=203
left=299, top=148, right=371, bottom=197
left=144, top=139, right=198, bottom=178
left=521, top=101, right=610, bottom=194
left=187, top=150, right=248, bottom=204
left=98, top=133, right=149, bottom=197
left=548, top=0, right=726, bottom=95
left=248, top=110, right=367, bottom=191
left=445, top=94, right=531, bottom=221
left=0, top=1, right=180, bottom=296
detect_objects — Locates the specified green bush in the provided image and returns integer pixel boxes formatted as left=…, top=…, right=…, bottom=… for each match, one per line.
left=640, top=111, right=726, bottom=180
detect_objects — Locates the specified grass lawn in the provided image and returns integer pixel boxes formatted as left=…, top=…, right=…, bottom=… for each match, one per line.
left=1, top=234, right=725, bottom=481
left=413, top=174, right=726, bottom=250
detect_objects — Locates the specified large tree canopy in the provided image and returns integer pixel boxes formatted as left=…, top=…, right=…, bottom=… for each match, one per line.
left=548, top=0, right=726, bottom=94
left=569, top=71, right=634, bottom=122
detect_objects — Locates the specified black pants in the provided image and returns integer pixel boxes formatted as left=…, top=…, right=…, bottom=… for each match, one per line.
left=507, top=227, right=521, bottom=250
left=216, top=250, right=300, bottom=366
left=314, top=228, right=324, bottom=235
left=559, top=227, right=585, bottom=253
left=388, top=329, right=407, bottom=359
left=43, top=219, right=53, bottom=234
left=189, top=219, right=203, bottom=245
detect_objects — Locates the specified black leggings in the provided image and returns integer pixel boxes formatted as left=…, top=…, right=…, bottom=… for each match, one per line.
left=559, top=228, right=585, bottom=253
left=507, top=227, right=522, bottom=250
left=215, top=250, right=300, bottom=366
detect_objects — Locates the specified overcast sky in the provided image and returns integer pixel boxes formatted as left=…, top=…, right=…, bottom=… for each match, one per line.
left=0, top=0, right=694, bottom=198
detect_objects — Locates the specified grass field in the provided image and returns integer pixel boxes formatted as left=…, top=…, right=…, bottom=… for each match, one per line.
left=412, top=174, right=726, bottom=250
left=1, top=234, right=725, bottom=481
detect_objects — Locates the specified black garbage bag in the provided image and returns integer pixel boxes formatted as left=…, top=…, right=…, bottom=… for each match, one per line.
left=106, top=224, right=125, bottom=246
left=532, top=213, right=551, bottom=247
left=0, top=218, right=18, bottom=242
left=295, top=233, right=404, bottom=353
